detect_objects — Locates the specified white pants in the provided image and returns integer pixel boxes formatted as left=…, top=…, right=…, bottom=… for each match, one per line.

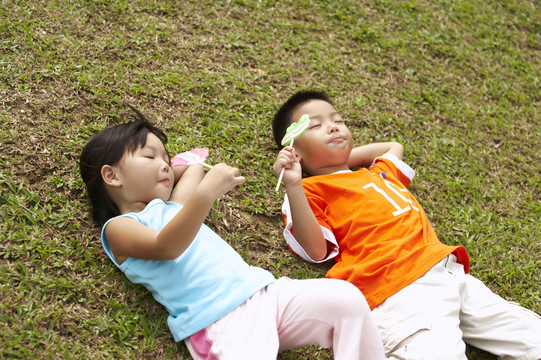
left=185, top=277, right=385, bottom=360
left=371, top=255, right=541, bottom=360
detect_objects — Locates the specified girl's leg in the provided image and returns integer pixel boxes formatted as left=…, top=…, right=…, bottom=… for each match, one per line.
left=185, top=283, right=281, bottom=360
left=185, top=277, right=384, bottom=360
left=273, top=277, right=385, bottom=360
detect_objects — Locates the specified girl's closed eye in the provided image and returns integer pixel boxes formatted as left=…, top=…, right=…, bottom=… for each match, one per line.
left=141, top=151, right=155, bottom=159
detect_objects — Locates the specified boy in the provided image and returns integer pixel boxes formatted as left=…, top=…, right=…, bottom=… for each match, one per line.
left=272, top=90, right=541, bottom=359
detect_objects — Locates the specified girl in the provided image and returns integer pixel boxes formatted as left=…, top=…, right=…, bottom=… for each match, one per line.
left=79, top=108, right=384, bottom=360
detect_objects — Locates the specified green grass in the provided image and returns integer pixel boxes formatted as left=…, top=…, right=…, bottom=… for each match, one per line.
left=1, top=0, right=540, bottom=358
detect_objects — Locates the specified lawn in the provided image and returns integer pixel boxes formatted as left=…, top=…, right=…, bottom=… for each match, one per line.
left=1, top=0, right=540, bottom=358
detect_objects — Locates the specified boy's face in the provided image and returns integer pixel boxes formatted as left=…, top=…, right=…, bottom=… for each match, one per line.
left=291, top=99, right=353, bottom=175
left=111, top=133, right=174, bottom=204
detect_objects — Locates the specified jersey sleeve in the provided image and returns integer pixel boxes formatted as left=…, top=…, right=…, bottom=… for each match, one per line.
left=370, top=153, right=415, bottom=187
left=281, top=194, right=339, bottom=263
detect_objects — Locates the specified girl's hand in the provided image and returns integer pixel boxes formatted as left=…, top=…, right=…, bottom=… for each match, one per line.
left=199, top=163, right=245, bottom=200
left=273, top=146, right=302, bottom=188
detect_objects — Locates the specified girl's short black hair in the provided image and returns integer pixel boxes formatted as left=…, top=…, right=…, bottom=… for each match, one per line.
left=272, top=90, right=334, bottom=148
left=79, top=106, right=168, bottom=225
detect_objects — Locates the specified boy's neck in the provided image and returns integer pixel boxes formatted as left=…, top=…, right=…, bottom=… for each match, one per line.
left=307, top=163, right=351, bottom=177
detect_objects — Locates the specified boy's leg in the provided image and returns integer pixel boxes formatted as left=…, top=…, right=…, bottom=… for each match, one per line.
left=273, top=277, right=385, bottom=360
left=458, top=272, right=541, bottom=360
left=371, top=255, right=468, bottom=360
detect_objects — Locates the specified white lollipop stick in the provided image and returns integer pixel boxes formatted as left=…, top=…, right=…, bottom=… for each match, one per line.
left=197, top=161, right=213, bottom=169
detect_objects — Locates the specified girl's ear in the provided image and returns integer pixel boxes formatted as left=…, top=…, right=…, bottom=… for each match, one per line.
left=101, top=165, right=121, bottom=187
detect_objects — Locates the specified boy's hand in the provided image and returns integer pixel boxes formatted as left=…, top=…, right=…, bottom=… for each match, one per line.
left=273, top=146, right=302, bottom=187
left=199, top=163, right=245, bottom=200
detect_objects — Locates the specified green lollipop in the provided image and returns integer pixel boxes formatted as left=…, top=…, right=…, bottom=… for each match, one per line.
left=281, top=114, right=310, bottom=146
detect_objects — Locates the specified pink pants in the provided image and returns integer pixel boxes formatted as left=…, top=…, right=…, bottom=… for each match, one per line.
left=185, top=277, right=385, bottom=360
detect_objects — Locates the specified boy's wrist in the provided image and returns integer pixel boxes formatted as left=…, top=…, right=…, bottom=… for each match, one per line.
left=285, top=180, right=304, bottom=193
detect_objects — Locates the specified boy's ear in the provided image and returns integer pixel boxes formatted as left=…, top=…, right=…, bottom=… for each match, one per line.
left=101, top=165, right=121, bottom=187
left=293, top=147, right=303, bottom=164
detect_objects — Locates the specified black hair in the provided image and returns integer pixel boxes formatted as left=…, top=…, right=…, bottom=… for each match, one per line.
left=79, top=106, right=168, bottom=225
left=272, top=90, right=334, bottom=148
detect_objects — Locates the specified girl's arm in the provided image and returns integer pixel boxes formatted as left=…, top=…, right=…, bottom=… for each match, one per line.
left=347, top=142, right=403, bottom=169
left=273, top=147, right=327, bottom=260
left=105, top=164, right=245, bottom=263
left=173, top=164, right=189, bottom=184
left=169, top=164, right=205, bottom=205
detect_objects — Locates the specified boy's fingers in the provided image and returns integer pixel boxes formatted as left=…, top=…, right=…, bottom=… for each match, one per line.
left=279, top=151, right=294, bottom=163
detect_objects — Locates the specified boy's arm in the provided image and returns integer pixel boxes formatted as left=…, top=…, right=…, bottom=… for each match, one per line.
left=105, top=164, right=245, bottom=262
left=284, top=183, right=328, bottom=260
left=273, top=147, right=327, bottom=260
left=348, top=142, right=404, bottom=168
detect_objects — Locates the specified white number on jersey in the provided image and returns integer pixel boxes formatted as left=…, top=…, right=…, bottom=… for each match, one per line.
left=363, top=180, right=419, bottom=217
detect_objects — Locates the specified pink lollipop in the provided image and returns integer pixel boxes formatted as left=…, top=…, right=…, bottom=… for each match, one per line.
left=275, top=114, right=310, bottom=191
left=171, top=148, right=212, bottom=168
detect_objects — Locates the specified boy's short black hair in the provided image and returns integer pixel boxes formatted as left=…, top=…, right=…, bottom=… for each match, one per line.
left=272, top=90, right=334, bottom=148
left=79, top=106, right=168, bottom=225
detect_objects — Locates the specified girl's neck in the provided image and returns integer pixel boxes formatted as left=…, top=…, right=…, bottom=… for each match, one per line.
left=118, top=200, right=152, bottom=215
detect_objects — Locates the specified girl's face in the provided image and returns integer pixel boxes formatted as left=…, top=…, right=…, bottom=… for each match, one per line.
left=291, top=99, right=353, bottom=175
left=113, top=133, right=174, bottom=204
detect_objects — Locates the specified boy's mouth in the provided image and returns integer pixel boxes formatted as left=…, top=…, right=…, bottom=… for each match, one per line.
left=329, top=136, right=345, bottom=143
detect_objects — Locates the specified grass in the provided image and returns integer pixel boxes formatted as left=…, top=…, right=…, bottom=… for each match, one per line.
left=1, top=0, right=539, bottom=358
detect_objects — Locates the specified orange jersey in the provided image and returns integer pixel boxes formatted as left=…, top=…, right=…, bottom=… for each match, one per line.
left=282, top=154, right=469, bottom=310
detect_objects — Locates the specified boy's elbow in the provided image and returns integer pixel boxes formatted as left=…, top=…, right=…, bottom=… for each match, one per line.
left=306, top=238, right=328, bottom=261
left=309, top=248, right=328, bottom=262
left=390, top=142, right=404, bottom=159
